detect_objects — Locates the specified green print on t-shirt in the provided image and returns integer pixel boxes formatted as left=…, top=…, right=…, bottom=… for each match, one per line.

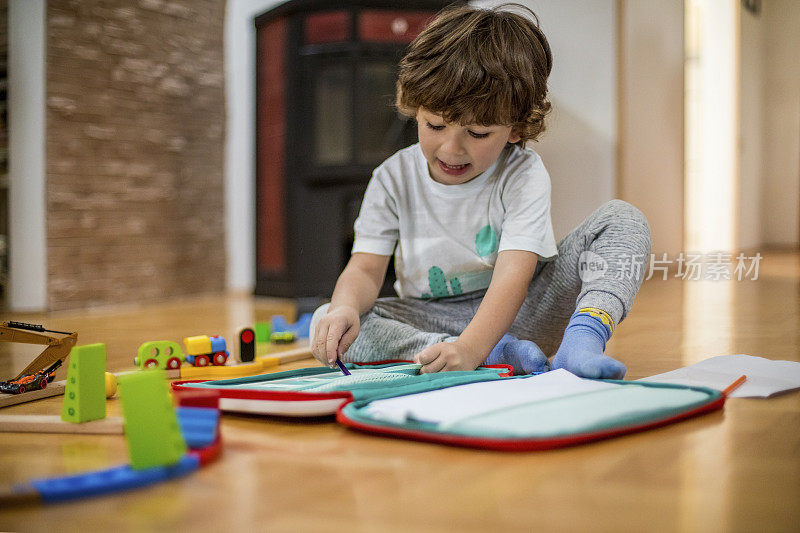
left=422, top=268, right=492, bottom=299
left=475, top=225, right=499, bottom=257
left=426, top=266, right=464, bottom=298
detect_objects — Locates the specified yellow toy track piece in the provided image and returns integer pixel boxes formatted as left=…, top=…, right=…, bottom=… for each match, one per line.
left=179, top=359, right=276, bottom=380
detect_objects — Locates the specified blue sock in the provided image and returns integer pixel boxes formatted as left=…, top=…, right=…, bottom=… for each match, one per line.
left=484, top=333, right=550, bottom=375
left=551, top=311, right=626, bottom=379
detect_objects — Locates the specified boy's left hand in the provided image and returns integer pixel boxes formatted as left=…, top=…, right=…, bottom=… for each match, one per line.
left=414, top=340, right=484, bottom=373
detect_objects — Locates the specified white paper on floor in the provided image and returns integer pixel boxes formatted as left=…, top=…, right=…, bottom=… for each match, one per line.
left=363, top=369, right=620, bottom=426
left=637, top=354, right=800, bottom=398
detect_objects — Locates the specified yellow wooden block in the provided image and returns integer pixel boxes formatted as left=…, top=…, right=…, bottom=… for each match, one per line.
left=183, top=335, right=212, bottom=356
left=105, top=372, right=117, bottom=398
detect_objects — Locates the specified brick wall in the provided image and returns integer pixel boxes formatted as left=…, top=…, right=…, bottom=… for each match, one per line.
left=46, top=0, right=226, bottom=310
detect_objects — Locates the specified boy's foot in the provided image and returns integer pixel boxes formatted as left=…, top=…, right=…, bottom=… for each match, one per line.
left=484, top=333, right=550, bottom=375
left=551, top=350, right=626, bottom=379
left=551, top=311, right=626, bottom=379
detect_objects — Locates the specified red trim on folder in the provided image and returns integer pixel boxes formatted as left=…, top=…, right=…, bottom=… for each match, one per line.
left=172, top=379, right=355, bottom=403
left=335, top=395, right=726, bottom=451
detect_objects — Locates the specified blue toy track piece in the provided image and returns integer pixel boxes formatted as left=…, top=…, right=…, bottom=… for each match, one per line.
left=4, top=385, right=224, bottom=506
left=24, top=454, right=199, bottom=503
left=176, top=406, right=220, bottom=448
left=271, top=313, right=313, bottom=339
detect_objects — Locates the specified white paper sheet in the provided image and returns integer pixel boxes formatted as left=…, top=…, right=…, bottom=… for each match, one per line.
left=363, top=369, right=620, bottom=426
left=637, top=354, right=800, bottom=398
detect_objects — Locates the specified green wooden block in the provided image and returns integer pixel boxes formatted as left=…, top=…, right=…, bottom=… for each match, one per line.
left=118, top=370, right=187, bottom=470
left=254, top=322, right=271, bottom=343
left=61, top=343, right=107, bottom=423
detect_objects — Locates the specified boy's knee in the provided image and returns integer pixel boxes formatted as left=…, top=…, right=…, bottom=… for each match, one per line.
left=308, top=303, right=330, bottom=341
left=600, top=200, right=652, bottom=248
left=601, top=199, right=645, bottom=221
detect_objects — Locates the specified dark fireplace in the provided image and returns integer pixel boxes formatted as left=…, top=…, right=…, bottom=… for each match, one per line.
left=254, top=0, right=454, bottom=301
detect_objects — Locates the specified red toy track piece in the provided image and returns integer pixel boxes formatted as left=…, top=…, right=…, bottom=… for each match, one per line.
left=173, top=388, right=220, bottom=409
left=189, top=437, right=222, bottom=466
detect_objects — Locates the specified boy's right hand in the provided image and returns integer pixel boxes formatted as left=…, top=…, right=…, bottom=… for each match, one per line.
left=311, top=306, right=361, bottom=366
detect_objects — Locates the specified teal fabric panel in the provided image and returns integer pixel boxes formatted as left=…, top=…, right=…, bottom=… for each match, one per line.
left=305, top=368, right=419, bottom=392
left=181, top=362, right=508, bottom=402
left=341, top=381, right=721, bottom=440
left=345, top=368, right=507, bottom=402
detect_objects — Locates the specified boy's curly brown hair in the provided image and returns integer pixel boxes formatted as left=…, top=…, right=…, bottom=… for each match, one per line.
left=396, top=3, right=553, bottom=145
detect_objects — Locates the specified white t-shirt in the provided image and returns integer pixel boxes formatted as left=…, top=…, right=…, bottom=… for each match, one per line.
left=352, top=143, right=558, bottom=298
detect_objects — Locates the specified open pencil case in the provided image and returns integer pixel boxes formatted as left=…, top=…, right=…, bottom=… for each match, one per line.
left=174, top=363, right=726, bottom=450
left=337, top=369, right=726, bottom=451
left=171, top=361, right=513, bottom=417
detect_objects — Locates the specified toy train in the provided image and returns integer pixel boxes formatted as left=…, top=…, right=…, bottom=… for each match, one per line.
left=134, top=335, right=229, bottom=370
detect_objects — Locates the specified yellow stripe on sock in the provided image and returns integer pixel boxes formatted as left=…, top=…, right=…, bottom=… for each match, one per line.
left=577, top=307, right=616, bottom=334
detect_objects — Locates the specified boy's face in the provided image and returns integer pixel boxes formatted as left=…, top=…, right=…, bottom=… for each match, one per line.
left=416, top=108, right=521, bottom=186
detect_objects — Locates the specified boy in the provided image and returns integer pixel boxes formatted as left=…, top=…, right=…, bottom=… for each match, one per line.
left=310, top=4, right=651, bottom=378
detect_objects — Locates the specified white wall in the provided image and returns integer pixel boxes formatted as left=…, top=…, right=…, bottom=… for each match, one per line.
left=8, top=0, right=47, bottom=311
left=618, top=0, right=685, bottom=256
left=478, top=0, right=618, bottom=239
left=762, top=0, right=800, bottom=248
left=685, top=0, right=738, bottom=253
left=224, top=0, right=285, bottom=292
left=738, top=2, right=765, bottom=251
left=619, top=0, right=799, bottom=255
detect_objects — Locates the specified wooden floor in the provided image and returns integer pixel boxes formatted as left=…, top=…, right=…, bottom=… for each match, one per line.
left=0, top=252, right=798, bottom=531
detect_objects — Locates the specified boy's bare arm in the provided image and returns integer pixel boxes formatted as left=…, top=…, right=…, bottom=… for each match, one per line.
left=313, top=252, right=391, bottom=365
left=329, top=252, right=391, bottom=314
left=460, top=249, right=539, bottom=358
left=415, top=250, right=538, bottom=372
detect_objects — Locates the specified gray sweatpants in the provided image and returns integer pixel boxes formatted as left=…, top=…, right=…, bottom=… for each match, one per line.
left=310, top=199, right=652, bottom=362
